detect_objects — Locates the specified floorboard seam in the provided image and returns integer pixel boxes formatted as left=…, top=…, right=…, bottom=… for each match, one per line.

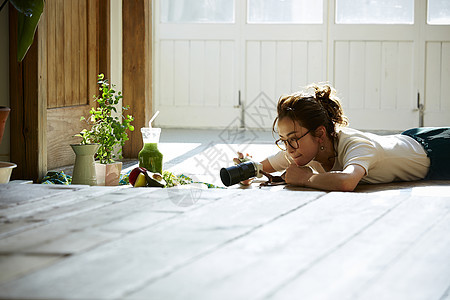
left=261, top=194, right=409, bottom=300
left=352, top=209, right=450, bottom=300
left=0, top=189, right=158, bottom=239
left=439, top=282, right=450, bottom=300
left=0, top=197, right=221, bottom=287
left=118, top=193, right=326, bottom=299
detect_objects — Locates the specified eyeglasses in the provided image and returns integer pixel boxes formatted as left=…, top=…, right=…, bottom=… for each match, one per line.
left=275, top=130, right=311, bottom=151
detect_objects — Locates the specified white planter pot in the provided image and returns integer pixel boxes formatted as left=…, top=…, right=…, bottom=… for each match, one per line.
left=0, top=162, right=17, bottom=184
left=95, top=161, right=122, bottom=186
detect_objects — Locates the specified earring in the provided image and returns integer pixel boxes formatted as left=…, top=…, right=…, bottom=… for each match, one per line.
left=320, top=145, right=325, bottom=151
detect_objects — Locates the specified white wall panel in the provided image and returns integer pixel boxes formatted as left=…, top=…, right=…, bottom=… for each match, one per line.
left=334, top=41, right=350, bottom=110
left=160, top=40, right=236, bottom=108
left=246, top=41, right=325, bottom=100
left=220, top=41, right=235, bottom=107
left=245, top=41, right=325, bottom=128
left=307, top=42, right=323, bottom=84
left=155, top=0, right=449, bottom=129
left=380, top=42, right=398, bottom=110
left=334, top=41, right=415, bottom=130
left=189, top=41, right=205, bottom=106
left=246, top=41, right=261, bottom=105
left=159, top=41, right=174, bottom=107
left=442, top=43, right=450, bottom=112
left=425, top=41, right=450, bottom=125
left=291, top=41, right=308, bottom=92
left=335, top=41, right=415, bottom=111
left=246, top=41, right=278, bottom=129
left=157, top=39, right=238, bottom=127
left=261, top=41, right=277, bottom=101
left=204, top=41, right=221, bottom=107
left=425, top=42, right=441, bottom=112
left=396, top=42, right=414, bottom=110
left=348, top=42, right=365, bottom=110
left=173, top=41, right=190, bottom=106
left=364, top=42, right=381, bottom=110
left=276, top=42, right=293, bottom=99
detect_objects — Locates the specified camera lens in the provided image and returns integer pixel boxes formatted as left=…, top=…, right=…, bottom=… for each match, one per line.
left=220, top=161, right=257, bottom=186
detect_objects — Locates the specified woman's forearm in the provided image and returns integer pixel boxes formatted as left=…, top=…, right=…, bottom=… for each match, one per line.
left=261, top=159, right=276, bottom=173
left=285, top=164, right=366, bottom=192
left=304, top=172, right=359, bottom=191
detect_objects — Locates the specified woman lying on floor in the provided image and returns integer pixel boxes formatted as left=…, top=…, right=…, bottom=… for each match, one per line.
left=236, top=83, right=450, bottom=191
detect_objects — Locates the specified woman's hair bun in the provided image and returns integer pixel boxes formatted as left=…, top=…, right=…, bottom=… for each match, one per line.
left=308, top=83, right=348, bottom=128
left=311, top=83, right=332, bottom=101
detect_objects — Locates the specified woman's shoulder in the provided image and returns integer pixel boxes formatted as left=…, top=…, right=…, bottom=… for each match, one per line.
left=335, top=127, right=381, bottom=155
left=336, top=127, right=417, bottom=150
left=337, top=127, right=367, bottom=136
left=336, top=127, right=375, bottom=142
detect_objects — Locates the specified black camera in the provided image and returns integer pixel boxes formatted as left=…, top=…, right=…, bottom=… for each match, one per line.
left=220, top=161, right=263, bottom=187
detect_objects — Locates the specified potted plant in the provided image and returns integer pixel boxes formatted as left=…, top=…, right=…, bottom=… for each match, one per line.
left=75, top=74, right=134, bottom=186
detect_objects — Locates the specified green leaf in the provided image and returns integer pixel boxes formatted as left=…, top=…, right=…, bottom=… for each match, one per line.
left=10, top=0, right=39, bottom=16
left=14, top=0, right=44, bottom=62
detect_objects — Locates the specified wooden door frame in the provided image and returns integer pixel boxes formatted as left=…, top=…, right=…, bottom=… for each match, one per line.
left=122, top=0, right=152, bottom=158
left=9, top=3, right=47, bottom=182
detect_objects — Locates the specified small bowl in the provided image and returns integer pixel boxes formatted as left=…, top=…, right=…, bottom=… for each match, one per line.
left=0, top=162, right=17, bottom=184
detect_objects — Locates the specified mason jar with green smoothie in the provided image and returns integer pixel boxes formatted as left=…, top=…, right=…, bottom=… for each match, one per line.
left=138, top=127, right=163, bottom=174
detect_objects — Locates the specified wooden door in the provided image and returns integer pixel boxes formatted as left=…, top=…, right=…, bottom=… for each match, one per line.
left=45, top=0, right=109, bottom=170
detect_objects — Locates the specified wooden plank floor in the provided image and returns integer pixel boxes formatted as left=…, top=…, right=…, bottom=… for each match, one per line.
left=2, top=129, right=450, bottom=299
left=1, top=180, right=450, bottom=300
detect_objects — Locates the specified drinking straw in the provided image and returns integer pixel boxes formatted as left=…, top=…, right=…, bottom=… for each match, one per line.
left=148, top=110, right=160, bottom=128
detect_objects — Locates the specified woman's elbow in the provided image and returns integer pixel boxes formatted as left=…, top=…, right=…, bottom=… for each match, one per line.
left=337, top=179, right=359, bottom=192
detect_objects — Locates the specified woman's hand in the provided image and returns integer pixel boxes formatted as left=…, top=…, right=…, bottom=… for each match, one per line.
left=232, top=152, right=278, bottom=187
left=233, top=151, right=252, bottom=165
left=284, top=165, right=313, bottom=186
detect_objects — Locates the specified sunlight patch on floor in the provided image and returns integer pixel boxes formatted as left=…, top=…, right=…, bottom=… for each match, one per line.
left=165, top=143, right=279, bottom=186
left=159, top=142, right=203, bottom=163
left=411, top=185, right=450, bottom=197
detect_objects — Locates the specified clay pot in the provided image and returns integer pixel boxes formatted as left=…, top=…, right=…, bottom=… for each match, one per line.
left=95, top=161, right=122, bottom=186
left=0, top=107, right=10, bottom=145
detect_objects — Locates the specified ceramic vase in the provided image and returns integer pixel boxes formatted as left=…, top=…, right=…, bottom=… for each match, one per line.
left=0, top=162, right=17, bottom=184
left=95, top=161, right=122, bottom=186
left=71, top=144, right=99, bottom=186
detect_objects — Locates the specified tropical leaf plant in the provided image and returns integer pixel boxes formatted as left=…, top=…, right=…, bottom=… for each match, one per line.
left=0, top=0, right=45, bottom=62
